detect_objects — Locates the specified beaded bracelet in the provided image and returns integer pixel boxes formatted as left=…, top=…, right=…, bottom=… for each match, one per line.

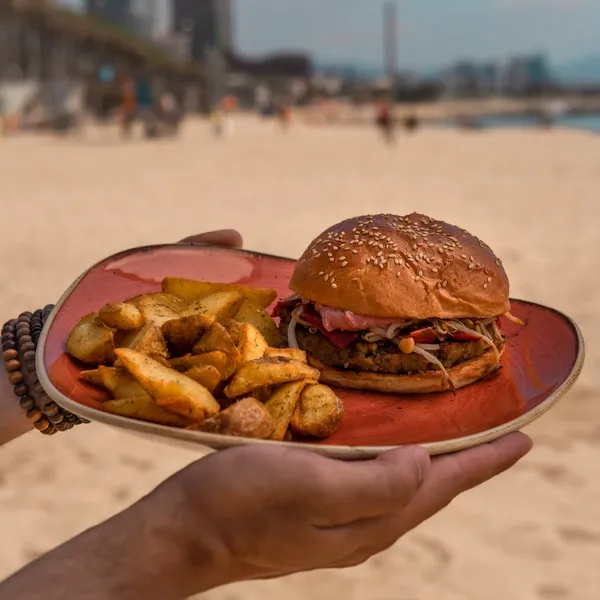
left=2, top=306, right=87, bottom=435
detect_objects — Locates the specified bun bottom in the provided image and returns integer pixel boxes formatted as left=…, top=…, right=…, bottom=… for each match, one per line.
left=308, top=347, right=504, bottom=394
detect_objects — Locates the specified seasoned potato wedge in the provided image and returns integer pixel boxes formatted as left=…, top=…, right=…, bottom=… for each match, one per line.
left=98, top=365, right=150, bottom=400
left=264, top=347, right=307, bottom=363
left=117, top=323, right=168, bottom=361
left=162, top=291, right=244, bottom=351
left=184, top=364, right=221, bottom=393
left=237, top=323, right=269, bottom=362
left=162, top=278, right=277, bottom=309
left=190, top=351, right=237, bottom=380
left=80, top=369, right=104, bottom=387
left=225, top=358, right=320, bottom=398
left=291, top=384, right=345, bottom=439
left=115, top=348, right=220, bottom=420
left=134, top=296, right=180, bottom=328
left=127, top=293, right=188, bottom=314
left=264, top=380, right=308, bottom=441
left=234, top=299, right=283, bottom=347
left=99, top=302, right=143, bottom=331
left=66, top=313, right=115, bottom=366
left=193, top=323, right=240, bottom=359
left=187, top=398, right=274, bottom=439
left=169, top=354, right=208, bottom=372
left=102, top=396, right=191, bottom=428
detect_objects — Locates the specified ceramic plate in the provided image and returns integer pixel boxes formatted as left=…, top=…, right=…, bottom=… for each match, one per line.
left=37, top=245, right=585, bottom=459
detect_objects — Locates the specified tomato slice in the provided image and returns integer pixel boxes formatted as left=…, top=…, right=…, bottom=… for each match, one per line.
left=448, top=331, right=481, bottom=341
left=409, top=327, right=438, bottom=344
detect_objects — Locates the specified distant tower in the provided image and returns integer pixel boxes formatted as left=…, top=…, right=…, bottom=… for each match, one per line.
left=383, top=1, right=398, bottom=91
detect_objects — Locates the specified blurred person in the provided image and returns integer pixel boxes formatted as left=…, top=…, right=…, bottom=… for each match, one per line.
left=276, top=100, right=293, bottom=131
left=376, top=98, right=396, bottom=144
left=403, top=114, right=420, bottom=133
left=120, top=75, right=137, bottom=138
left=0, top=229, right=532, bottom=599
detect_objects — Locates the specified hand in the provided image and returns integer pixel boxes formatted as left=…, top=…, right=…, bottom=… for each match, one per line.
left=144, top=432, right=532, bottom=594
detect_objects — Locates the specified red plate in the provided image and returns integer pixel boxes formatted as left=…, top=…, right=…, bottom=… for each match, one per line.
left=36, top=245, right=585, bottom=458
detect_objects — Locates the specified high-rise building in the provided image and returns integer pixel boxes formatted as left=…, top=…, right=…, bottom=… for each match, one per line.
left=172, top=0, right=233, bottom=61
left=85, top=0, right=160, bottom=39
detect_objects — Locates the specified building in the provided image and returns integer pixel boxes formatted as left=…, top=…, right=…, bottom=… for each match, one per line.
left=85, top=0, right=160, bottom=39
left=172, top=0, right=233, bottom=62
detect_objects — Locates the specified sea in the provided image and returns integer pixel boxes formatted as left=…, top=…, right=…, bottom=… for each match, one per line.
left=442, top=113, right=600, bottom=133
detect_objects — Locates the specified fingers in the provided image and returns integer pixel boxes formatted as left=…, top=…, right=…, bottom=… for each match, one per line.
left=309, top=446, right=430, bottom=527
left=399, top=432, right=533, bottom=528
left=178, top=230, right=243, bottom=248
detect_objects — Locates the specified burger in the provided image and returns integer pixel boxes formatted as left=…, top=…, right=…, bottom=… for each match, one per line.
left=274, top=213, right=522, bottom=394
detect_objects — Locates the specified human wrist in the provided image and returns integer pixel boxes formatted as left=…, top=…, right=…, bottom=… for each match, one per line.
left=130, top=479, right=234, bottom=597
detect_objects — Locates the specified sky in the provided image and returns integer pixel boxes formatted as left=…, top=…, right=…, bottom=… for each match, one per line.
left=56, top=0, right=600, bottom=70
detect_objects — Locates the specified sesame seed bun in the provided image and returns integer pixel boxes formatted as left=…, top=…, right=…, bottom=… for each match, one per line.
left=308, top=347, right=503, bottom=394
left=290, top=213, right=510, bottom=319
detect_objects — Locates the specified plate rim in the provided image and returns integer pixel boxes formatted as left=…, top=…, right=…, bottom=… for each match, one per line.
left=36, top=243, right=586, bottom=459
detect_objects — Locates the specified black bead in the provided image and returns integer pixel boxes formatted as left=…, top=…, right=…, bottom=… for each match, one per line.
left=1, top=333, right=15, bottom=343
left=2, top=341, right=16, bottom=351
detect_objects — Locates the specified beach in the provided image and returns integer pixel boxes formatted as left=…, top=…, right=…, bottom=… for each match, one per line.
left=0, top=116, right=597, bottom=599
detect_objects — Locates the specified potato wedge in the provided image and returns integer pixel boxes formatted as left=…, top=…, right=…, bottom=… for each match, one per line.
left=190, top=351, right=237, bottom=380
left=184, top=365, right=221, bottom=393
left=237, top=323, right=269, bottom=362
left=66, top=313, right=115, bottom=366
left=193, top=323, right=240, bottom=359
left=264, top=380, right=308, bottom=441
left=224, top=358, right=320, bottom=398
left=117, top=323, right=169, bottom=361
left=162, top=291, right=244, bottom=351
left=223, top=319, right=243, bottom=344
left=98, top=302, right=143, bottom=331
left=127, top=293, right=188, bottom=314
left=134, top=296, right=180, bottom=328
left=162, top=277, right=277, bottom=309
left=187, top=398, right=275, bottom=439
left=291, top=384, right=345, bottom=439
left=264, top=347, right=307, bottom=363
left=115, top=348, right=220, bottom=420
left=169, top=354, right=208, bottom=372
left=102, top=396, right=191, bottom=428
left=234, top=299, right=283, bottom=347
left=80, top=369, right=104, bottom=387
left=98, top=365, right=150, bottom=400
left=249, top=385, right=274, bottom=403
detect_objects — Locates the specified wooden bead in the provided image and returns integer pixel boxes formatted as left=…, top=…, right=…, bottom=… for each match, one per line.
left=41, top=427, right=56, bottom=435
left=26, top=408, right=42, bottom=422
left=9, top=371, right=24, bottom=384
left=2, top=341, right=16, bottom=351
left=48, top=412, right=64, bottom=425
left=25, top=361, right=36, bottom=373
left=17, top=335, right=32, bottom=346
left=14, top=383, right=29, bottom=397
left=15, top=322, right=29, bottom=332
left=19, top=396, right=35, bottom=410
left=3, top=349, right=18, bottom=361
left=1, top=333, right=15, bottom=344
left=22, top=350, right=36, bottom=363
left=33, top=417, right=51, bottom=432
left=33, top=381, right=45, bottom=395
left=4, top=359, right=20, bottom=372
left=18, top=312, right=33, bottom=320
left=20, top=342, right=35, bottom=353
left=55, top=420, right=71, bottom=432
left=42, top=402, right=59, bottom=417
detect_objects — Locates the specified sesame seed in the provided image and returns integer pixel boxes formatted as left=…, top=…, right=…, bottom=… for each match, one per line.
left=438, top=248, right=444, bottom=254
left=332, top=283, right=338, bottom=289
left=487, top=277, right=492, bottom=282
left=324, top=275, right=329, bottom=281
left=418, top=270, right=423, bottom=277
left=432, top=267, right=439, bottom=273
left=339, top=256, right=346, bottom=261
left=333, top=246, right=338, bottom=250
left=396, top=272, right=401, bottom=277
left=442, top=280, right=448, bottom=288
left=377, top=251, right=383, bottom=257
left=468, top=263, right=475, bottom=270
left=461, top=254, right=467, bottom=259
left=378, top=264, right=384, bottom=269
left=342, top=261, right=348, bottom=267
left=413, top=244, right=418, bottom=250
left=470, top=256, right=474, bottom=262
left=319, top=271, right=324, bottom=275
left=329, top=258, right=334, bottom=263
left=483, top=283, right=488, bottom=289
left=352, top=249, right=358, bottom=254
left=327, top=252, right=333, bottom=257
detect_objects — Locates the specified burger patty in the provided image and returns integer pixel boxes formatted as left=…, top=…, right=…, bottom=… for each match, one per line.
left=279, top=313, right=504, bottom=375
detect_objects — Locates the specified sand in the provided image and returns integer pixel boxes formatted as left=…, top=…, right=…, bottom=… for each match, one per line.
left=0, top=116, right=597, bottom=599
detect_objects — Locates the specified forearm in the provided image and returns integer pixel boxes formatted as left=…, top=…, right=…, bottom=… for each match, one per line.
left=0, top=490, right=224, bottom=600
left=0, top=371, right=32, bottom=445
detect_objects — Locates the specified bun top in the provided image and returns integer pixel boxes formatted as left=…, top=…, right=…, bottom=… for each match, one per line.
left=290, top=213, right=510, bottom=319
